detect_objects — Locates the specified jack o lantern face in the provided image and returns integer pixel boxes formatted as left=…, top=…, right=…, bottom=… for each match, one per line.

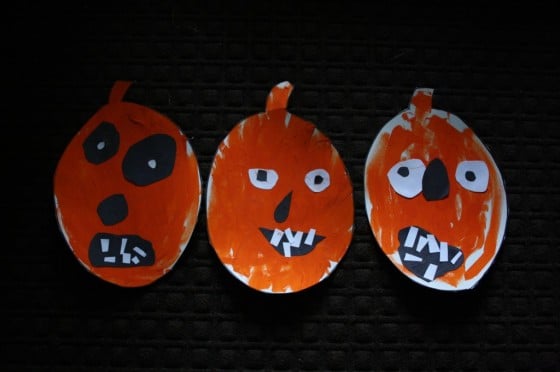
left=54, top=81, right=201, bottom=287
left=207, top=82, right=354, bottom=294
left=365, top=88, right=507, bottom=291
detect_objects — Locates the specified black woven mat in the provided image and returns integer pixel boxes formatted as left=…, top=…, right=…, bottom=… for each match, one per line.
left=5, top=1, right=559, bottom=371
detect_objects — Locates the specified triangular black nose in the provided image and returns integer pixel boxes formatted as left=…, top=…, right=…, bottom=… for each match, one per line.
left=422, top=158, right=449, bottom=201
left=274, top=192, right=292, bottom=223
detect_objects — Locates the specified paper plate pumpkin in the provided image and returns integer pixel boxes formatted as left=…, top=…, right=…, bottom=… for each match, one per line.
left=53, top=81, right=202, bottom=287
left=206, top=81, right=354, bottom=294
left=364, top=88, right=507, bottom=291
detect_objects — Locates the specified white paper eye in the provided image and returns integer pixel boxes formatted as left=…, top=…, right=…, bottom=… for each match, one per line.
left=455, top=160, right=489, bottom=192
left=305, top=169, right=330, bottom=192
left=387, top=159, right=426, bottom=198
left=248, top=168, right=279, bottom=190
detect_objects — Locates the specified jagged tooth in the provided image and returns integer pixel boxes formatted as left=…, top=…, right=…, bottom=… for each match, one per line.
left=450, top=251, right=462, bottom=265
left=427, top=234, right=440, bottom=253
left=416, top=236, right=428, bottom=252
left=290, top=231, right=303, bottom=247
left=120, top=237, right=128, bottom=254
left=404, top=253, right=422, bottom=262
left=122, top=253, right=131, bottom=264
left=100, top=238, right=110, bottom=253
left=285, top=228, right=303, bottom=247
left=284, top=228, right=293, bottom=242
left=439, top=242, right=448, bottom=262
left=404, top=226, right=418, bottom=248
left=133, top=247, right=147, bottom=257
left=282, top=242, right=292, bottom=257
left=304, top=228, right=316, bottom=246
left=270, top=229, right=284, bottom=247
left=423, top=264, right=438, bottom=281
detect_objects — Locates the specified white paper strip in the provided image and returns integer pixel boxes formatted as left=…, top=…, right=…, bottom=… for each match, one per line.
left=439, top=242, right=448, bottom=262
left=270, top=229, right=284, bottom=247
left=282, top=242, right=291, bottom=257
left=304, top=228, right=316, bottom=246
left=423, top=264, right=438, bottom=281
left=427, top=234, right=440, bottom=253
left=133, top=247, right=147, bottom=257
left=404, top=226, right=418, bottom=248
left=451, top=251, right=462, bottom=264
left=416, top=236, right=428, bottom=252
left=101, top=238, right=109, bottom=253
left=404, top=253, right=422, bottom=262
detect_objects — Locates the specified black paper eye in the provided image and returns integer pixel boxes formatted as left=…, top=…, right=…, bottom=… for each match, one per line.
left=248, top=168, right=279, bottom=190
left=122, top=134, right=176, bottom=186
left=305, top=169, right=330, bottom=192
left=387, top=159, right=426, bottom=198
left=83, top=121, right=120, bottom=164
left=455, top=160, right=489, bottom=192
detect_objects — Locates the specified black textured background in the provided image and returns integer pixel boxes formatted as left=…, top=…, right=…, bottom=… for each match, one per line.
left=5, top=1, right=559, bottom=371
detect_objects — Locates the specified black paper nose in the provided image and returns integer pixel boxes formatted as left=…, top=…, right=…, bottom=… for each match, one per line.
left=97, top=194, right=128, bottom=225
left=422, top=158, right=449, bottom=201
left=274, top=192, right=292, bottom=223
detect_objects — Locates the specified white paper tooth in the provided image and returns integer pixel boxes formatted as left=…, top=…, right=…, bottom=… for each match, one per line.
left=285, top=228, right=303, bottom=247
left=270, top=229, right=284, bottom=247
left=427, top=234, right=440, bottom=253
left=101, top=238, right=110, bottom=253
left=404, top=226, right=418, bottom=248
left=132, top=256, right=140, bottom=264
left=292, top=231, right=303, bottom=247
left=104, top=256, right=116, bottom=263
left=282, top=242, right=292, bottom=257
left=304, top=228, right=316, bottom=246
left=133, top=247, right=147, bottom=257
left=119, top=238, right=129, bottom=263
left=423, top=263, right=438, bottom=281
left=439, top=242, right=448, bottom=262
left=416, top=236, right=428, bottom=252
left=285, top=228, right=293, bottom=242
left=404, top=253, right=422, bottom=262
left=450, top=251, right=462, bottom=264
left=120, top=238, right=128, bottom=254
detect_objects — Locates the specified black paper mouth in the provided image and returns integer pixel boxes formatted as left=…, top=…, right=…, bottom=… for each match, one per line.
left=260, top=227, right=325, bottom=257
left=397, top=226, right=463, bottom=282
left=89, top=233, right=155, bottom=267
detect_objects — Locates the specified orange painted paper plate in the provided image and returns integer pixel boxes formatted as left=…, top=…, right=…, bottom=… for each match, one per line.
left=364, top=88, right=507, bottom=291
left=206, top=81, right=354, bottom=294
left=53, top=81, right=202, bottom=287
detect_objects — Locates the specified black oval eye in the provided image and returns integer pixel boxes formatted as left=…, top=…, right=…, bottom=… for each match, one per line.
left=122, top=134, right=176, bottom=186
left=83, top=121, right=120, bottom=164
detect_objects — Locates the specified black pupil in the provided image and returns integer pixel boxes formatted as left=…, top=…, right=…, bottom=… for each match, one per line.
left=465, top=170, right=476, bottom=181
left=314, top=175, right=324, bottom=184
left=397, top=166, right=409, bottom=177
left=257, top=169, right=267, bottom=181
